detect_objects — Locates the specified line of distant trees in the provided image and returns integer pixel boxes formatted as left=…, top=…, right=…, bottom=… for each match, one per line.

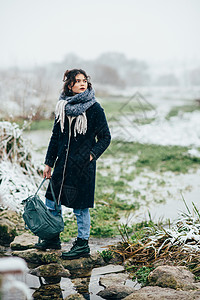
left=58, top=52, right=150, bottom=87
left=0, top=52, right=200, bottom=119
left=50, top=52, right=200, bottom=87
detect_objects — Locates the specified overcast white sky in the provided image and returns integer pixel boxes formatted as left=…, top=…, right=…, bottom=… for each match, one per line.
left=0, top=0, right=200, bottom=68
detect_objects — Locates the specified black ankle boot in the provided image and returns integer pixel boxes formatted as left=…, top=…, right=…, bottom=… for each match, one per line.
left=35, top=234, right=61, bottom=250
left=61, top=238, right=90, bottom=260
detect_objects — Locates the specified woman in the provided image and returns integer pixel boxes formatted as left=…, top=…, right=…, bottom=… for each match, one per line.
left=35, top=69, right=111, bottom=259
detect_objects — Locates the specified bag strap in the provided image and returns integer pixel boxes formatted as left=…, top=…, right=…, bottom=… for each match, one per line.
left=35, top=178, right=46, bottom=195
left=35, top=178, right=61, bottom=213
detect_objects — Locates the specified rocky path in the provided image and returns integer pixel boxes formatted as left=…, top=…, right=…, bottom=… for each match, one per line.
left=1, top=232, right=200, bottom=299
left=8, top=233, right=135, bottom=299
left=2, top=213, right=200, bottom=299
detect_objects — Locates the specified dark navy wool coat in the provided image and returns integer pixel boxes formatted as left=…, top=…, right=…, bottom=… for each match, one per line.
left=45, top=102, right=111, bottom=209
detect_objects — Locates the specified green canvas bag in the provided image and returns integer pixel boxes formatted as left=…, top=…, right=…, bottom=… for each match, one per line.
left=22, top=178, right=64, bottom=240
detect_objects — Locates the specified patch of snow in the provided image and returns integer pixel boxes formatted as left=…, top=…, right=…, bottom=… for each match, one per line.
left=116, top=193, right=128, bottom=201
left=0, top=122, right=43, bottom=212
left=0, top=160, right=42, bottom=212
left=100, top=169, right=109, bottom=177
left=102, top=188, right=114, bottom=194
left=124, top=165, right=136, bottom=174
left=188, top=148, right=200, bottom=158
left=111, top=111, right=200, bottom=147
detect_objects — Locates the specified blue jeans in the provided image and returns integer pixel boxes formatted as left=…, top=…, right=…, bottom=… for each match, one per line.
left=45, top=199, right=90, bottom=240
left=73, top=208, right=90, bottom=240
left=46, top=198, right=62, bottom=216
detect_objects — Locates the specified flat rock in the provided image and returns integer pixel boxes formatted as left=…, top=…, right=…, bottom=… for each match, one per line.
left=0, top=210, right=24, bottom=229
left=10, top=232, right=38, bottom=250
left=99, top=273, right=129, bottom=288
left=97, top=285, right=136, bottom=299
left=12, top=249, right=105, bottom=278
left=148, top=265, right=197, bottom=290
left=30, top=263, right=70, bottom=278
left=92, top=264, right=125, bottom=276
left=0, top=218, right=17, bottom=246
left=12, top=248, right=61, bottom=264
left=61, top=251, right=105, bottom=277
left=0, top=210, right=24, bottom=246
left=88, top=251, right=106, bottom=267
left=124, top=286, right=199, bottom=300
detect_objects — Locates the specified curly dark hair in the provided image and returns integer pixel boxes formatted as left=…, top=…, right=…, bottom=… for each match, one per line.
left=62, top=69, right=92, bottom=96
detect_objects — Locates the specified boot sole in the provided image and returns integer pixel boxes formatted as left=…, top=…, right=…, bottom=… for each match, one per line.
left=61, top=253, right=90, bottom=260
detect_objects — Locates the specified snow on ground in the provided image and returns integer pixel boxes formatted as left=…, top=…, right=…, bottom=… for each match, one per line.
left=108, top=86, right=200, bottom=147
left=0, top=122, right=45, bottom=212
left=0, top=160, right=43, bottom=212
left=111, top=110, right=200, bottom=147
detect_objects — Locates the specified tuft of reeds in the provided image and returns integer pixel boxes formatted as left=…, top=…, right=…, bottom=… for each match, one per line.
left=0, top=121, right=43, bottom=212
left=1, top=121, right=30, bottom=163
left=112, top=201, right=200, bottom=275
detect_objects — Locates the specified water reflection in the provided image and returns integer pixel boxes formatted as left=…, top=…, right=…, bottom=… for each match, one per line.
left=32, top=276, right=63, bottom=299
left=31, top=274, right=92, bottom=299
left=72, top=276, right=91, bottom=300
left=43, top=276, right=62, bottom=285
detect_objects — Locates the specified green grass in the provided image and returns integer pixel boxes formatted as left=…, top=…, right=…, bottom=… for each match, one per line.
left=105, top=141, right=200, bottom=174
left=99, top=95, right=155, bottom=117
left=135, top=144, right=200, bottom=173
left=134, top=117, right=156, bottom=125
left=166, top=103, right=200, bottom=120
left=98, top=249, right=114, bottom=263
left=60, top=204, right=120, bottom=241
left=60, top=217, right=78, bottom=242
left=1, top=118, right=54, bottom=131
left=96, top=173, right=129, bottom=194
left=24, top=119, right=54, bottom=131
left=132, top=190, right=141, bottom=198
left=60, top=181, right=140, bottom=241
left=130, top=220, right=155, bottom=243
left=133, top=266, right=155, bottom=286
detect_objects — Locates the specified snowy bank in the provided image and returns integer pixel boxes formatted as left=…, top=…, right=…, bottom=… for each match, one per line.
left=0, top=121, right=43, bottom=212
left=111, top=111, right=200, bottom=147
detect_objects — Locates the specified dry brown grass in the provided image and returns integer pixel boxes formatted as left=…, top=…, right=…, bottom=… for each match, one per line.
left=109, top=217, right=200, bottom=275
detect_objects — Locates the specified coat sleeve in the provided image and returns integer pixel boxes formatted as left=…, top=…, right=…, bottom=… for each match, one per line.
left=44, top=118, right=60, bottom=167
left=90, top=103, right=111, bottom=160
